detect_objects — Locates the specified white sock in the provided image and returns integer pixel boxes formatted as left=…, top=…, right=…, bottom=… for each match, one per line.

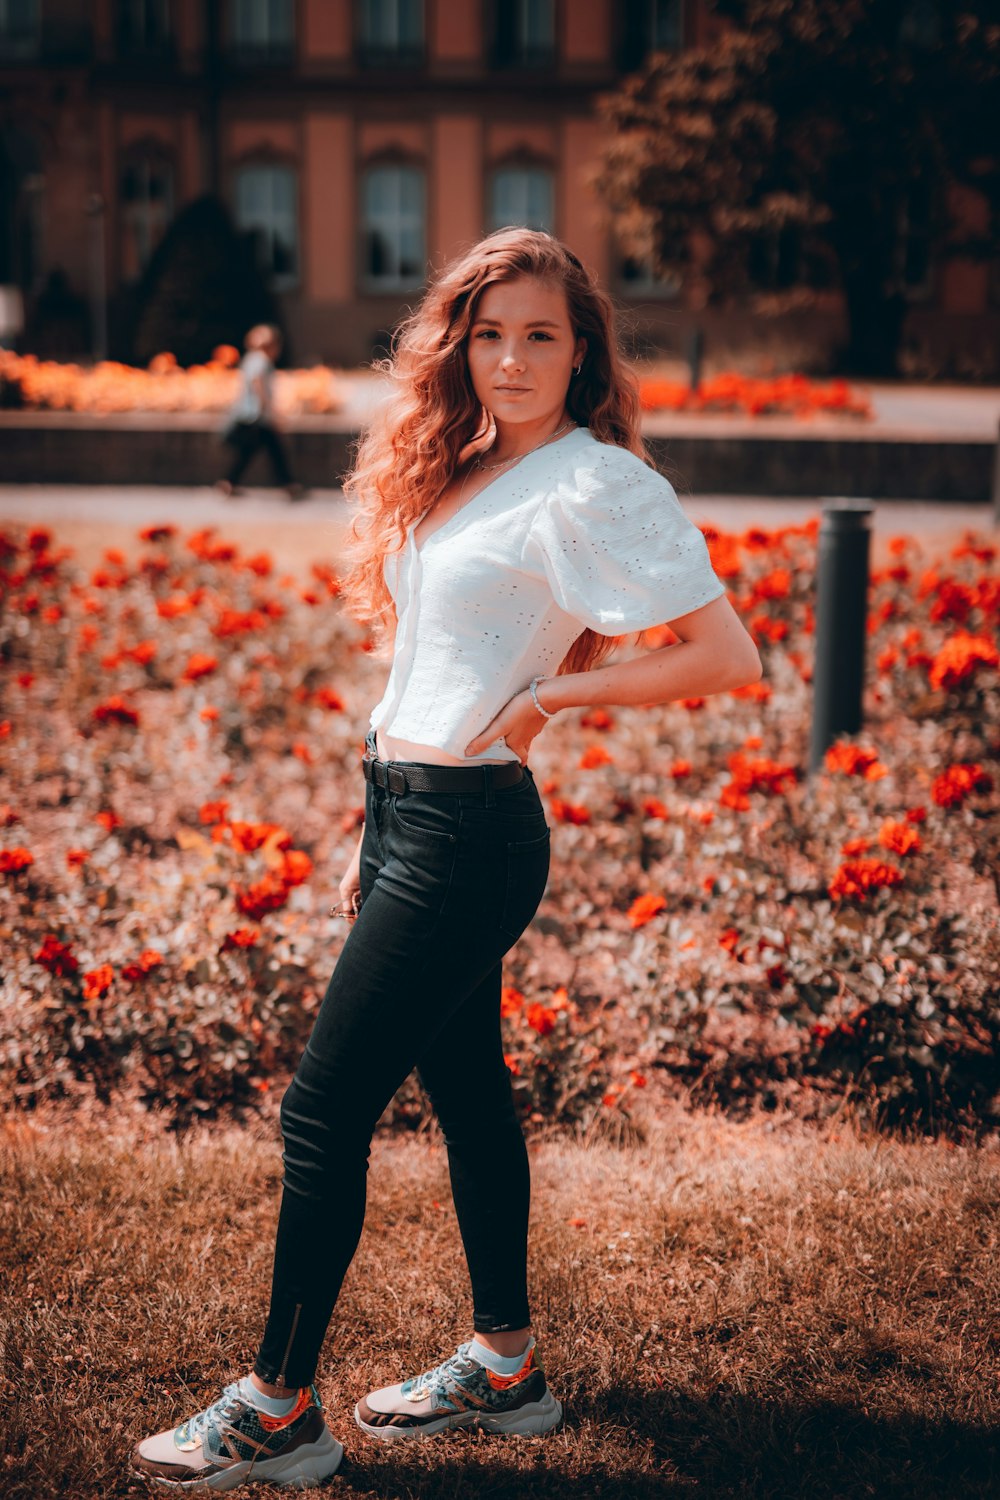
left=238, top=1374, right=298, bottom=1416
left=469, top=1334, right=534, bottom=1375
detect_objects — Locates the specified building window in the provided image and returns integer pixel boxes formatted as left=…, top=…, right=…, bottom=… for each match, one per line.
left=617, top=253, right=681, bottom=299
left=0, top=0, right=40, bottom=58
left=620, top=0, right=683, bottom=72
left=493, top=0, right=555, bottom=69
left=358, top=0, right=423, bottom=64
left=490, top=166, right=554, bottom=233
left=235, top=164, right=298, bottom=286
left=121, top=157, right=174, bottom=278
left=229, top=0, right=295, bottom=63
left=118, top=0, right=171, bottom=53
left=361, top=164, right=426, bottom=291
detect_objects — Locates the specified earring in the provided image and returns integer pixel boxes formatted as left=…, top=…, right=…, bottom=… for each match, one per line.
left=573, top=363, right=582, bottom=376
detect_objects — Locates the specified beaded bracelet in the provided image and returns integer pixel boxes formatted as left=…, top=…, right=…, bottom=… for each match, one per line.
left=529, top=675, right=557, bottom=719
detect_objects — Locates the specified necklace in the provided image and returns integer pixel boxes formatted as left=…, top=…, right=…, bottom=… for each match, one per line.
left=472, top=419, right=576, bottom=475
left=445, top=418, right=576, bottom=524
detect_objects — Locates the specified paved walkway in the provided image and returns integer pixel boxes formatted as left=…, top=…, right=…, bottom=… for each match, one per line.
left=1, top=485, right=992, bottom=572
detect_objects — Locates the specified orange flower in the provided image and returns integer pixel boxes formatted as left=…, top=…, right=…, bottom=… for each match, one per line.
left=877, top=819, right=922, bottom=856
left=199, top=800, right=229, bottom=825
left=200, top=705, right=220, bottom=722
left=828, top=859, right=904, bottom=901
left=503, top=1052, right=521, bottom=1076
left=183, top=653, right=218, bottom=682
left=66, top=849, right=90, bottom=868
left=824, top=742, right=887, bottom=779
left=0, top=847, right=34, bottom=873
left=82, top=963, right=114, bottom=1000
left=279, top=849, right=313, bottom=887
left=628, top=892, right=667, bottom=928
left=579, top=743, right=613, bottom=769
left=928, top=631, right=999, bottom=693
left=670, top=760, right=691, bottom=779
left=501, top=985, right=524, bottom=1017
left=138, top=524, right=177, bottom=542
left=95, top=809, right=123, bottom=832
left=156, top=595, right=195, bottom=619
left=642, top=797, right=669, bottom=819
left=931, top=762, right=992, bottom=809
left=840, top=836, right=871, bottom=856
left=292, top=742, right=315, bottom=764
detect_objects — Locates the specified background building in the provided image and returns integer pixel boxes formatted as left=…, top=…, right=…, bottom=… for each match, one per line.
left=1, top=0, right=995, bottom=371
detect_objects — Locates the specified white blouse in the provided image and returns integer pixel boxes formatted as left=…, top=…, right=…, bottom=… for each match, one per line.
left=368, top=425, right=727, bottom=764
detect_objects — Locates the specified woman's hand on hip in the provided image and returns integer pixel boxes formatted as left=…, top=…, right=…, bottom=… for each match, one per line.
left=464, top=689, right=549, bottom=764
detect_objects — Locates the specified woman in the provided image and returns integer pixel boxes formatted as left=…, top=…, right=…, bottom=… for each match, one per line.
left=133, top=228, right=761, bottom=1489
left=215, top=323, right=305, bottom=502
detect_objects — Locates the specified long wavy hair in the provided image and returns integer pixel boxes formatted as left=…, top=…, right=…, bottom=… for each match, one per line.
left=338, top=227, right=649, bottom=676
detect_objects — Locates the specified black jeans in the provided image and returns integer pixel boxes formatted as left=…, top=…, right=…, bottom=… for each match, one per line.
left=223, top=419, right=293, bottom=487
left=253, top=729, right=551, bottom=1388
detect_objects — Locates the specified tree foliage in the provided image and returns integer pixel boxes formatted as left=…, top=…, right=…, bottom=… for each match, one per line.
left=592, top=1, right=1000, bottom=374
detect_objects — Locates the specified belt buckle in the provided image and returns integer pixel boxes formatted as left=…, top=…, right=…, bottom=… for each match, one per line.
left=387, top=765, right=407, bottom=796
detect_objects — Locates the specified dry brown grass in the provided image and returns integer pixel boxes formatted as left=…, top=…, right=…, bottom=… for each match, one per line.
left=1, top=1099, right=998, bottom=1499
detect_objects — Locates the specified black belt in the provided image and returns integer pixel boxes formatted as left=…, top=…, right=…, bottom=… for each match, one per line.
left=362, top=752, right=524, bottom=795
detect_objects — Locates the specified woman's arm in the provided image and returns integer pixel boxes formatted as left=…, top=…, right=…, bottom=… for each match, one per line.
left=539, top=592, right=761, bottom=714
left=464, top=593, right=760, bottom=759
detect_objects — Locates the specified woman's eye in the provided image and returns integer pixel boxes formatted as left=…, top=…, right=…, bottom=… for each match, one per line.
left=528, top=331, right=553, bottom=341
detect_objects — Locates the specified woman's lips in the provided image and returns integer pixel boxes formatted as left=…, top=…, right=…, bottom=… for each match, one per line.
left=495, top=385, right=531, bottom=392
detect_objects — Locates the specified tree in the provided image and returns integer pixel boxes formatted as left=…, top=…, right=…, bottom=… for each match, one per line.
left=591, top=1, right=1000, bottom=376
left=130, top=196, right=280, bottom=368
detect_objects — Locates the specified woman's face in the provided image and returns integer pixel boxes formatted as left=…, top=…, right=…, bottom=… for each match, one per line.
left=466, top=276, right=586, bottom=430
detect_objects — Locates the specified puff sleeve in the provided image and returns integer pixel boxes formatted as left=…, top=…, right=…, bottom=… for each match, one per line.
left=523, top=445, right=727, bottom=633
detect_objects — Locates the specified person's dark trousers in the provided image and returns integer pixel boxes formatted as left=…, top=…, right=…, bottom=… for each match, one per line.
left=222, top=419, right=293, bottom=487
left=253, top=731, right=552, bottom=1389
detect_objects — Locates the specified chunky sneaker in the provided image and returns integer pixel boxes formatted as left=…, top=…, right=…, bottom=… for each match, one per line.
left=354, top=1336, right=563, bottom=1443
left=132, top=1379, right=343, bottom=1491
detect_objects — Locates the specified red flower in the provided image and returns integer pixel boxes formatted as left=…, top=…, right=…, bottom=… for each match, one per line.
left=828, top=859, right=904, bottom=901
left=221, top=929, right=260, bottom=950
left=234, top=872, right=290, bottom=920
left=35, top=935, right=79, bottom=977
left=0, top=847, right=34, bottom=874
left=931, top=762, right=993, bottom=809
left=549, top=798, right=590, bottom=824
left=93, top=696, right=140, bottom=726
left=313, top=687, right=344, bottom=712
left=525, top=1003, right=556, bottom=1036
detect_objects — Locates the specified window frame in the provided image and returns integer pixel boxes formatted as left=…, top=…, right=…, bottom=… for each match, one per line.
left=491, top=0, right=556, bottom=71
left=120, top=152, right=175, bottom=279
left=0, top=0, right=41, bottom=59
left=357, top=0, right=424, bottom=68
left=359, top=161, right=428, bottom=294
left=228, top=0, right=296, bottom=66
left=233, top=161, right=300, bottom=290
left=488, top=163, right=555, bottom=235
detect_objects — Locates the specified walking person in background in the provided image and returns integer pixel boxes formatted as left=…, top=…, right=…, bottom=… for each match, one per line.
left=216, top=323, right=305, bottom=501
left=133, top=227, right=761, bottom=1491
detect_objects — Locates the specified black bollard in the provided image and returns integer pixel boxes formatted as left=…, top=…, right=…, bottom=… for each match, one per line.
left=808, top=501, right=874, bottom=776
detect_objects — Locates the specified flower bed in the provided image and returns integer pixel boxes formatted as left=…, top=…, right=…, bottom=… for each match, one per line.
left=1, top=517, right=997, bottom=1136
left=638, top=372, right=872, bottom=418
left=0, top=348, right=344, bottom=415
